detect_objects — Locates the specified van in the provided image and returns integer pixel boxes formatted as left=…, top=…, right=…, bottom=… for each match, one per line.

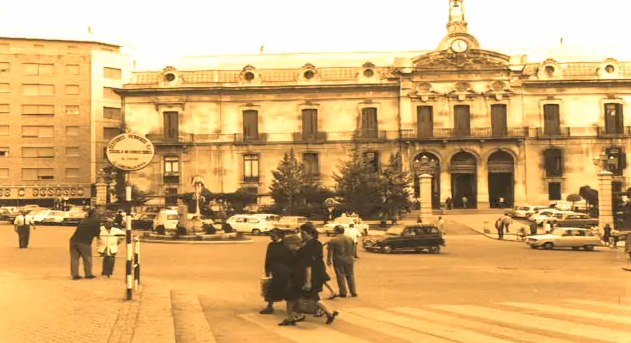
left=153, top=209, right=180, bottom=232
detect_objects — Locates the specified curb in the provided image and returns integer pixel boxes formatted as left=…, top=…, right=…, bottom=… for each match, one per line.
left=139, top=238, right=254, bottom=244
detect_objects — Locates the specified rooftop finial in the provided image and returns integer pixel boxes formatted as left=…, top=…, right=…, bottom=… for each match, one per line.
left=448, top=0, right=468, bottom=34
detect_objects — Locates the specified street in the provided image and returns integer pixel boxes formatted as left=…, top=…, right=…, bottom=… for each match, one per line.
left=1, top=217, right=630, bottom=342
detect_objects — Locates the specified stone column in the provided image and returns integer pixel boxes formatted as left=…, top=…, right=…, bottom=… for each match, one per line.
left=598, top=170, right=614, bottom=233
left=477, top=164, right=489, bottom=209
left=419, top=174, right=433, bottom=222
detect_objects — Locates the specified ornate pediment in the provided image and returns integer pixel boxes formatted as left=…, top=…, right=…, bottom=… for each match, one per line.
left=413, top=50, right=510, bottom=70
left=483, top=80, right=514, bottom=100
left=407, top=82, right=441, bottom=102
left=446, top=81, right=477, bottom=101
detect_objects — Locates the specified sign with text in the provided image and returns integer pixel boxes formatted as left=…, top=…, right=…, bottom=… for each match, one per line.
left=106, top=133, right=155, bottom=171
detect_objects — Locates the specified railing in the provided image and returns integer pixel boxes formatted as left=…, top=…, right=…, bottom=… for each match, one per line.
left=400, top=127, right=528, bottom=140
left=292, top=132, right=327, bottom=143
left=145, top=133, right=194, bottom=144
left=354, top=129, right=387, bottom=141
left=163, top=175, right=180, bottom=184
left=234, top=133, right=268, bottom=144
left=536, top=127, right=571, bottom=138
left=596, top=126, right=631, bottom=138
left=243, top=176, right=260, bottom=183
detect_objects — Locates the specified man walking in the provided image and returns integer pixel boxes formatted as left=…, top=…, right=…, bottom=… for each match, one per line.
left=327, top=225, right=357, bottom=298
left=501, top=213, right=513, bottom=235
left=14, top=210, right=36, bottom=248
left=69, top=209, right=101, bottom=280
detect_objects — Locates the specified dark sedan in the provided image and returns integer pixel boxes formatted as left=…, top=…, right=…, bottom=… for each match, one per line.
left=362, top=224, right=445, bottom=254
left=132, top=213, right=156, bottom=230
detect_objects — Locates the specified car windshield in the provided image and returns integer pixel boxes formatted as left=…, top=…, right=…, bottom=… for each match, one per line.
left=166, top=215, right=179, bottom=220
left=386, top=226, right=404, bottom=235
left=550, top=228, right=568, bottom=235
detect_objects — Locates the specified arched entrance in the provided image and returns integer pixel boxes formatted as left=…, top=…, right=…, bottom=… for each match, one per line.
left=450, top=152, right=477, bottom=209
left=487, top=151, right=514, bottom=208
left=412, top=153, right=440, bottom=209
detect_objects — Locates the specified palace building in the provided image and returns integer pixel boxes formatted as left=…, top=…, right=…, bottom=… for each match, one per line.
left=118, top=0, right=631, bottom=209
left=0, top=36, right=130, bottom=206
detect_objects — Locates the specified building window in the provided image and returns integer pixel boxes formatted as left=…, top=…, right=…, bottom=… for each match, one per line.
left=65, top=168, right=80, bottom=178
left=22, top=126, right=53, bottom=138
left=104, top=127, right=120, bottom=140
left=165, top=188, right=178, bottom=206
left=604, top=103, right=624, bottom=134
left=65, top=126, right=80, bottom=136
left=544, top=148, right=563, bottom=177
left=0, top=83, right=9, bottom=93
left=303, top=153, right=319, bottom=177
left=243, top=154, right=259, bottom=182
left=363, top=151, right=379, bottom=172
left=548, top=182, right=561, bottom=200
left=163, top=111, right=179, bottom=140
left=22, top=168, right=54, bottom=181
left=0, top=126, right=8, bottom=135
left=23, top=84, right=54, bottom=96
left=65, top=85, right=79, bottom=95
left=302, top=109, right=318, bottom=136
left=103, top=107, right=121, bottom=119
left=103, top=87, right=119, bottom=100
left=65, top=105, right=80, bottom=115
left=243, top=110, right=259, bottom=140
left=23, top=63, right=53, bottom=75
left=543, top=104, right=561, bottom=135
left=491, top=104, right=508, bottom=136
left=22, top=105, right=54, bottom=116
left=0, top=104, right=9, bottom=113
left=605, top=147, right=626, bottom=176
left=0, top=147, right=8, bottom=157
left=361, top=107, right=378, bottom=138
left=164, top=156, right=180, bottom=184
left=103, top=67, right=122, bottom=79
left=22, top=147, right=54, bottom=158
left=454, top=105, right=471, bottom=136
left=65, top=64, right=79, bottom=75
left=66, top=147, right=79, bottom=157
left=0, top=168, right=8, bottom=178
left=417, top=106, right=434, bottom=138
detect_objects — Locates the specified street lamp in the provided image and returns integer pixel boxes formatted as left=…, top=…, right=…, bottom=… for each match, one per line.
left=592, top=150, right=614, bottom=234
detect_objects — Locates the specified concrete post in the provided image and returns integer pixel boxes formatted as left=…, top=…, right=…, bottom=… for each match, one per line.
left=598, top=170, right=614, bottom=233
left=419, top=174, right=433, bottom=222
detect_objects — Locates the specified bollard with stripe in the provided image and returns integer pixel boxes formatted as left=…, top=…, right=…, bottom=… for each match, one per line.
left=134, top=235, right=140, bottom=289
left=126, top=213, right=133, bottom=300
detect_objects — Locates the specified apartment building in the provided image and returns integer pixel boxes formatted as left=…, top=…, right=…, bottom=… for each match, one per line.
left=0, top=36, right=130, bottom=206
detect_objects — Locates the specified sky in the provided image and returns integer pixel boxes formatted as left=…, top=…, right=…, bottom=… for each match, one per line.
left=1, top=0, right=630, bottom=69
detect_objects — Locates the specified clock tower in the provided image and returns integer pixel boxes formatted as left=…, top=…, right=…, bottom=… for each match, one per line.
left=437, top=0, right=479, bottom=52
left=448, top=0, right=467, bottom=34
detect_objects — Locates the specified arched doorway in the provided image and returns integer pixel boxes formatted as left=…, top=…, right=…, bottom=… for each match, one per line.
left=487, top=151, right=514, bottom=208
left=450, top=152, right=477, bottom=208
left=412, top=153, right=440, bottom=209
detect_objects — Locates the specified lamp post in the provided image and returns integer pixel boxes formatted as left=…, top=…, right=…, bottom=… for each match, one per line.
left=413, top=154, right=437, bottom=223
left=592, top=151, right=614, bottom=233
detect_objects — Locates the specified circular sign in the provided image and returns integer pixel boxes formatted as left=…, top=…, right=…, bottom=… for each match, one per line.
left=106, top=133, right=155, bottom=171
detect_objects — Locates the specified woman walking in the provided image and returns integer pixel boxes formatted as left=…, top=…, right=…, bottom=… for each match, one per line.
left=260, top=229, right=292, bottom=314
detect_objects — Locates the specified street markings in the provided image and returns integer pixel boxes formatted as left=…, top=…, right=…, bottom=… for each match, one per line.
left=237, top=299, right=631, bottom=343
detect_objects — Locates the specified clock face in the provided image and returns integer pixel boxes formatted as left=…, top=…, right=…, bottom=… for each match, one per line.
left=451, top=39, right=468, bottom=53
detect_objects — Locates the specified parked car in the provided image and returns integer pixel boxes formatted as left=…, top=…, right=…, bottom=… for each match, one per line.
left=362, top=224, right=445, bottom=254
left=320, top=215, right=369, bottom=237
left=131, top=213, right=157, bottom=230
left=505, top=205, right=549, bottom=219
left=550, top=200, right=589, bottom=212
left=224, top=214, right=276, bottom=235
left=0, top=206, right=18, bottom=221
left=62, top=208, right=88, bottom=226
left=546, top=212, right=599, bottom=228
left=526, top=227, right=601, bottom=250
left=274, top=216, right=309, bottom=233
left=153, top=209, right=180, bottom=233
left=529, top=209, right=573, bottom=225
left=41, top=210, right=70, bottom=225
left=28, top=208, right=55, bottom=224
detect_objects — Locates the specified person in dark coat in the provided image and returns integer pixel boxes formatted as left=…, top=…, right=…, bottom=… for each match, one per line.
left=260, top=229, right=292, bottom=314
left=603, top=223, right=612, bottom=245
left=69, top=209, right=101, bottom=280
left=529, top=221, right=538, bottom=236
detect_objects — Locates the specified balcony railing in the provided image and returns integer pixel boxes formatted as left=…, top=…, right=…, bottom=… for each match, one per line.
left=596, top=126, right=631, bottom=138
left=145, top=133, right=194, bottom=144
left=354, top=129, right=387, bottom=141
left=400, top=127, right=528, bottom=140
left=163, top=174, right=180, bottom=184
left=234, top=133, right=268, bottom=144
left=243, top=176, right=260, bottom=183
left=536, top=127, right=571, bottom=138
left=292, top=131, right=327, bottom=143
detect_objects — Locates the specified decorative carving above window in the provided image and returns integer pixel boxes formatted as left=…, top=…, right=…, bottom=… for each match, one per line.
left=446, top=81, right=477, bottom=101
left=161, top=66, right=181, bottom=86
left=407, top=82, right=440, bottom=102
left=484, top=80, right=514, bottom=100
left=598, top=58, right=620, bottom=79
left=358, top=61, right=379, bottom=83
left=413, top=50, right=509, bottom=70
left=239, top=65, right=261, bottom=84
left=298, top=63, right=320, bottom=82
left=537, top=59, right=561, bottom=79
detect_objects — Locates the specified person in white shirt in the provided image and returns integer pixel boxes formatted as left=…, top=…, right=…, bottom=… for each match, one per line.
left=97, top=219, right=125, bottom=277
left=344, top=223, right=360, bottom=258
left=13, top=210, right=36, bottom=248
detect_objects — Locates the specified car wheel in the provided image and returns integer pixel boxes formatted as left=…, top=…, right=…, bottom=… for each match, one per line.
left=252, top=229, right=261, bottom=235
left=542, top=242, right=554, bottom=250
left=583, top=245, right=595, bottom=251
left=381, top=245, right=392, bottom=254
left=429, top=246, right=441, bottom=254
left=571, top=247, right=580, bottom=251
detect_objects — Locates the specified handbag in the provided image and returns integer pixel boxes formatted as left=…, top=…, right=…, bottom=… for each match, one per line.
left=260, top=276, right=272, bottom=298
left=294, top=297, right=319, bottom=314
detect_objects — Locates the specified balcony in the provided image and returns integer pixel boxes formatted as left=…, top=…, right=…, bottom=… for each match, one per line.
left=400, top=127, right=528, bottom=141
left=536, top=127, right=571, bottom=138
left=293, top=131, right=327, bottom=143
left=596, top=126, right=631, bottom=138
left=163, top=174, right=180, bottom=184
left=145, top=133, right=194, bottom=145
left=234, top=133, right=268, bottom=144
left=243, top=176, right=260, bottom=183
left=354, top=129, right=387, bottom=141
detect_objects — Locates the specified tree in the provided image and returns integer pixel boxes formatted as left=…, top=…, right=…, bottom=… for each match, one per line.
left=269, top=150, right=309, bottom=215
left=333, top=149, right=382, bottom=218
left=377, top=152, right=413, bottom=224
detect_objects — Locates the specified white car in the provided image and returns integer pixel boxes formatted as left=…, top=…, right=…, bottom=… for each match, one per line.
left=28, top=209, right=54, bottom=223
left=507, top=205, right=549, bottom=219
left=274, top=216, right=308, bottom=233
left=526, top=227, right=602, bottom=250
left=529, top=209, right=573, bottom=225
left=224, top=214, right=277, bottom=235
left=41, top=210, right=69, bottom=225
left=320, top=216, right=369, bottom=237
